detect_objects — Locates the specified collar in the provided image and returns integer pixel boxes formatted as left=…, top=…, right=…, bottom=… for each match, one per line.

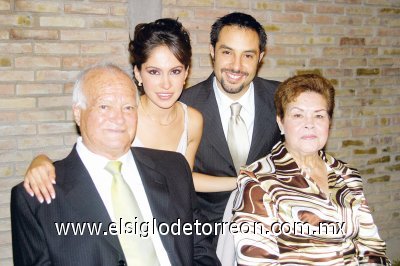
left=76, top=137, right=132, bottom=168
left=270, top=141, right=353, bottom=177
left=212, top=77, right=254, bottom=114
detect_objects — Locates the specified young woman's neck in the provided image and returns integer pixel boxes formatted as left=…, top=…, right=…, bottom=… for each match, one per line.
left=140, top=95, right=178, bottom=126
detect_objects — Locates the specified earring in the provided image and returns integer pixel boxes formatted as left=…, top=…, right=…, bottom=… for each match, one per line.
left=280, top=130, right=284, bottom=135
left=138, top=81, right=142, bottom=86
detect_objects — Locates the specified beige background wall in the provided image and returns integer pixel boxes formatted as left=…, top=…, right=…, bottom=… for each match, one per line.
left=1, top=0, right=399, bottom=264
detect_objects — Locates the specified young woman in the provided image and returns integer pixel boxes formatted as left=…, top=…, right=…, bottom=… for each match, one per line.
left=23, top=18, right=237, bottom=203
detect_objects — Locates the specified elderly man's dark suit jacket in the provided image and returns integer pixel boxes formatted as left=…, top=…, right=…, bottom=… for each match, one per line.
left=11, top=146, right=220, bottom=266
left=180, top=74, right=280, bottom=226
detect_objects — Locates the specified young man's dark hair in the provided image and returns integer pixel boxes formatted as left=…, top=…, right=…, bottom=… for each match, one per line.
left=210, top=12, right=267, bottom=53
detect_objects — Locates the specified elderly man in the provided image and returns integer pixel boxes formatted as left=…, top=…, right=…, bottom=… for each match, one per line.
left=11, top=64, right=219, bottom=266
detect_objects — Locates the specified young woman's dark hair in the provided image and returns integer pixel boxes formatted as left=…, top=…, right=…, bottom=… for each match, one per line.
left=128, top=18, right=192, bottom=94
left=210, top=12, right=267, bottom=53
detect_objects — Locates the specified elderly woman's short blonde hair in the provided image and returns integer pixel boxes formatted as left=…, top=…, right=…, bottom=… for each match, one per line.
left=274, top=73, right=335, bottom=120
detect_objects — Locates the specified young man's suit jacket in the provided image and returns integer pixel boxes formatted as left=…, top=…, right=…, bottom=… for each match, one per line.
left=11, top=146, right=220, bottom=266
left=180, top=74, right=281, bottom=225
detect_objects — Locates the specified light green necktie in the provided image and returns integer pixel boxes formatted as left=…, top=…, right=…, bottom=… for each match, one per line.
left=227, top=103, right=250, bottom=174
left=105, top=161, right=159, bottom=265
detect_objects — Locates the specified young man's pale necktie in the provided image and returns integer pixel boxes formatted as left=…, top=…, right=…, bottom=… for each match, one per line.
left=105, top=160, right=159, bottom=265
left=227, top=103, right=250, bottom=174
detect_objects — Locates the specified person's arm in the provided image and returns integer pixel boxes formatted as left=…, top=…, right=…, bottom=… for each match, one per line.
left=23, top=154, right=56, bottom=204
left=232, top=172, right=280, bottom=265
left=186, top=107, right=237, bottom=192
left=185, top=106, right=202, bottom=171
left=192, top=172, right=237, bottom=192
left=349, top=172, right=390, bottom=264
left=11, top=185, right=52, bottom=265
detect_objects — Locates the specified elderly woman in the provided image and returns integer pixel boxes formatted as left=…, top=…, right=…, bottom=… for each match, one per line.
left=232, top=74, right=389, bottom=265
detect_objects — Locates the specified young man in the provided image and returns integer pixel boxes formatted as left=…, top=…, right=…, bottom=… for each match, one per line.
left=181, top=12, right=280, bottom=229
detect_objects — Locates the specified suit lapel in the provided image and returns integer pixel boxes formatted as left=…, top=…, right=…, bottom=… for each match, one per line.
left=132, top=148, right=171, bottom=220
left=200, top=75, right=277, bottom=166
left=199, top=75, right=234, bottom=166
left=247, top=79, right=277, bottom=163
left=61, top=148, right=123, bottom=254
left=131, top=148, right=183, bottom=265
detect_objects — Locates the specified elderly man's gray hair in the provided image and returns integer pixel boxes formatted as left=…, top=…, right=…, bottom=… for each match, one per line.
left=72, top=63, right=138, bottom=109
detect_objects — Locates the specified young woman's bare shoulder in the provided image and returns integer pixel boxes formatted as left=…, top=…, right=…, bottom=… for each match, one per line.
left=187, top=106, right=203, bottom=140
left=187, top=106, right=203, bottom=123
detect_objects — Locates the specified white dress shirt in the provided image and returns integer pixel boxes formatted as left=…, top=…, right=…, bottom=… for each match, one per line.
left=213, top=77, right=255, bottom=145
left=76, top=137, right=171, bottom=265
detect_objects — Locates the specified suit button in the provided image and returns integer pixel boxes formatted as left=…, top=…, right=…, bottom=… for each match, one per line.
left=118, top=260, right=126, bottom=266
left=229, top=165, right=235, bottom=172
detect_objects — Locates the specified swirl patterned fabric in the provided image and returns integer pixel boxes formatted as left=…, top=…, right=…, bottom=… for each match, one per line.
left=232, top=141, right=390, bottom=265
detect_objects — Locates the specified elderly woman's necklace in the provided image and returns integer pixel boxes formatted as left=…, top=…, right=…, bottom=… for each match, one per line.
left=140, top=101, right=178, bottom=126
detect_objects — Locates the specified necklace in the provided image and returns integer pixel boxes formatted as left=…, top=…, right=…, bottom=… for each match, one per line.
left=140, top=100, right=178, bottom=126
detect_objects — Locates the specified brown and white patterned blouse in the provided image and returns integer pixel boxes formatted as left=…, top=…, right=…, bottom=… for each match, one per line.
left=232, top=141, right=390, bottom=265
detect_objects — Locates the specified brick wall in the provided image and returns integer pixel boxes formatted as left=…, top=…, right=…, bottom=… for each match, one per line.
left=1, top=0, right=399, bottom=264
left=165, top=1, right=400, bottom=259
left=0, top=1, right=131, bottom=264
